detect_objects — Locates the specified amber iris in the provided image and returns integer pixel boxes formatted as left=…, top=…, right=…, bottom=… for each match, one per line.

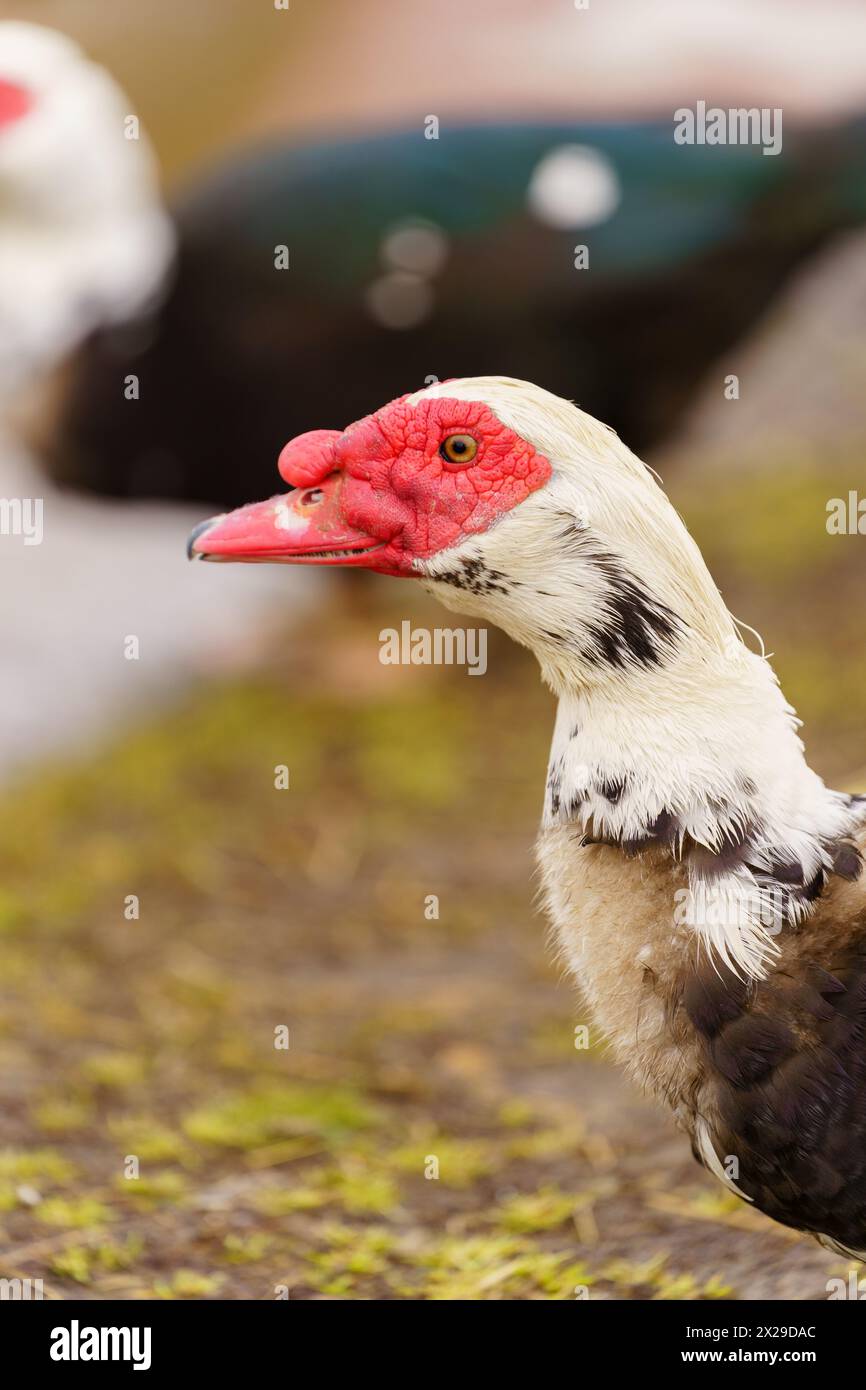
left=439, top=434, right=478, bottom=466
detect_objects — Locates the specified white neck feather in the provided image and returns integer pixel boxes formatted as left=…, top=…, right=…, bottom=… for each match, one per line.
left=543, top=650, right=858, bottom=978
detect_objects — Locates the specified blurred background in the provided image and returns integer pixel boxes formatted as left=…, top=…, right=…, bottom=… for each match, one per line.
left=0, top=0, right=864, bottom=1300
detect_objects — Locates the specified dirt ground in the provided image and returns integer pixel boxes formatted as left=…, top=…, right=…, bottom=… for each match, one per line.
left=1, top=547, right=861, bottom=1302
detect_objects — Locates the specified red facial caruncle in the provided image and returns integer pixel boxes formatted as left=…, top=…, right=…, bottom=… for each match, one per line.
left=188, top=393, right=553, bottom=574
left=0, top=79, right=33, bottom=129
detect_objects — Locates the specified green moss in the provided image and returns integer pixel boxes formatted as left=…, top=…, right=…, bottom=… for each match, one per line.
left=669, top=1188, right=745, bottom=1221
left=599, top=1254, right=733, bottom=1301
left=80, top=1051, right=148, bottom=1089
left=0, top=1148, right=76, bottom=1185
left=504, top=1126, right=586, bottom=1162
left=107, top=1116, right=190, bottom=1165
left=254, top=1155, right=398, bottom=1219
left=49, top=1235, right=144, bottom=1285
left=31, top=1096, right=94, bottom=1135
left=48, top=1245, right=93, bottom=1284
left=183, top=1084, right=378, bottom=1150
left=36, top=1196, right=111, bottom=1229
left=304, top=1225, right=398, bottom=1290
left=495, top=1186, right=577, bottom=1234
left=389, top=1135, right=496, bottom=1188
left=318, top=1160, right=399, bottom=1216
left=222, top=1233, right=273, bottom=1264
left=154, top=1270, right=224, bottom=1299
left=497, top=1098, right=536, bottom=1128
left=254, top=1185, right=332, bottom=1217
left=417, top=1233, right=595, bottom=1300
left=702, top=1275, right=736, bottom=1300
left=116, top=1170, right=187, bottom=1203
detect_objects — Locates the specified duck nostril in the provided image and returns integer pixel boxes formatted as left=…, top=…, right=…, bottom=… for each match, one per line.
left=300, top=488, right=324, bottom=506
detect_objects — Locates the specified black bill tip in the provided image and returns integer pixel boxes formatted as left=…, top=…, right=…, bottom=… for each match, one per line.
left=187, top=519, right=214, bottom=560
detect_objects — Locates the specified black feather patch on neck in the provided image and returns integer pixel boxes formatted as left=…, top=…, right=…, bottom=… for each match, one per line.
left=551, top=519, right=683, bottom=670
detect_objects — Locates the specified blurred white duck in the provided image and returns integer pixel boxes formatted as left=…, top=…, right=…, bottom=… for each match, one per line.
left=0, top=23, right=295, bottom=777
left=0, top=20, right=174, bottom=394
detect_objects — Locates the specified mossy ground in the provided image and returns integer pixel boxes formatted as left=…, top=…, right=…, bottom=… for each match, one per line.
left=0, top=469, right=863, bottom=1299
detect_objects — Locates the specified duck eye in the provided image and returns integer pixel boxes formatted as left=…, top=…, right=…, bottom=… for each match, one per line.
left=439, top=434, right=478, bottom=466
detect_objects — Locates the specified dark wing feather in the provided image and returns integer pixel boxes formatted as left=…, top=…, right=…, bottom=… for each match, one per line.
left=683, top=939, right=866, bottom=1249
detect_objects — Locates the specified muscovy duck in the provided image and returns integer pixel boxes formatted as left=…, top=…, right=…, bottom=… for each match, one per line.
left=189, top=376, right=866, bottom=1258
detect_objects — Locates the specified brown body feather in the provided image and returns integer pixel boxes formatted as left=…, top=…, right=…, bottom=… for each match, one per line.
left=539, top=825, right=866, bottom=1252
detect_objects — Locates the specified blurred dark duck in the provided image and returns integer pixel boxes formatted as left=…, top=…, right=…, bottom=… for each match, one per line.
left=41, top=116, right=866, bottom=508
